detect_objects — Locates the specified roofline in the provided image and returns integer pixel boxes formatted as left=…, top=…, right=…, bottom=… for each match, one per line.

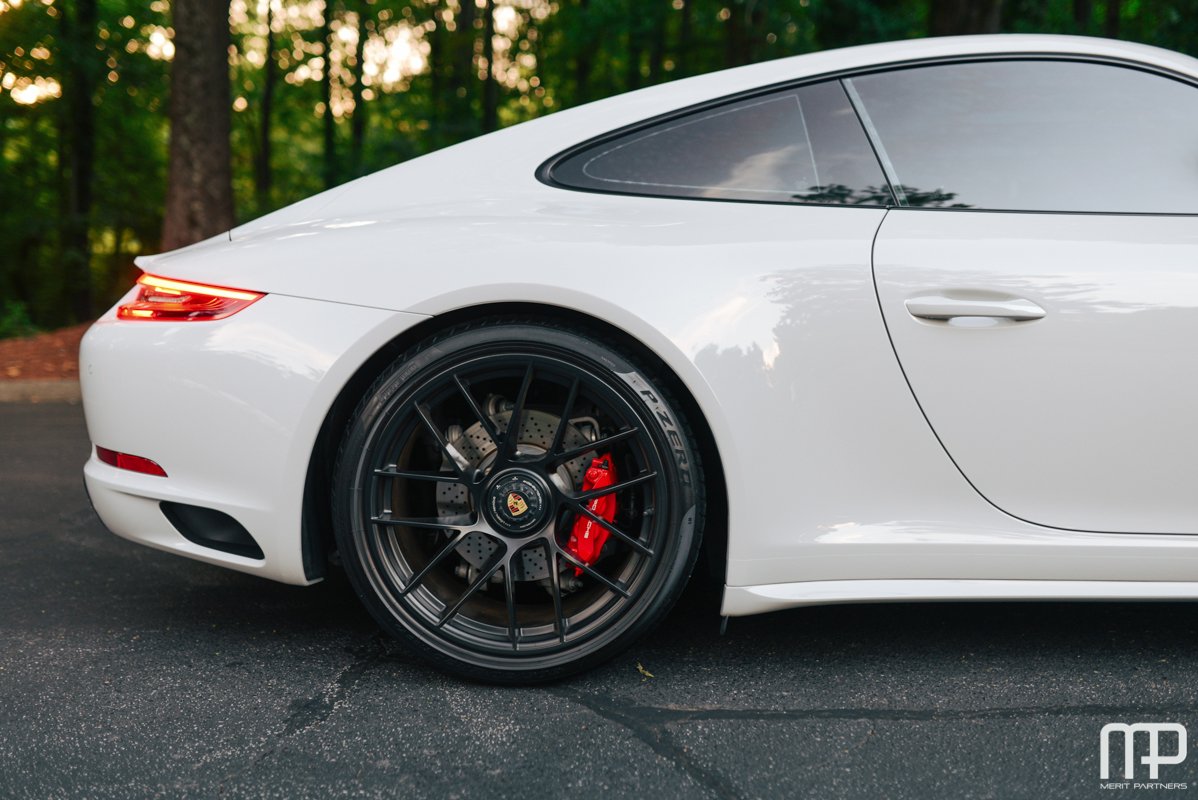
left=560, top=34, right=1198, bottom=124
left=227, top=35, right=1198, bottom=243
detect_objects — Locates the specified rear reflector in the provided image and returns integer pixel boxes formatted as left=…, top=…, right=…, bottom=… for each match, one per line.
left=96, top=446, right=168, bottom=477
left=116, top=274, right=264, bottom=321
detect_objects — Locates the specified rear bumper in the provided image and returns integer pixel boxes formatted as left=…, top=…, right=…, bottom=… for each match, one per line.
left=80, top=292, right=427, bottom=584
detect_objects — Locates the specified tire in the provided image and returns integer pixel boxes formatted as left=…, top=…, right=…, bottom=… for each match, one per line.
left=331, top=319, right=705, bottom=684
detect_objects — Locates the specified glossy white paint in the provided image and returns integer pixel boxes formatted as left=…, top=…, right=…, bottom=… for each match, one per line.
left=723, top=580, right=1198, bottom=616
left=81, top=34, right=1198, bottom=615
left=82, top=293, right=428, bottom=583
left=875, top=210, right=1198, bottom=535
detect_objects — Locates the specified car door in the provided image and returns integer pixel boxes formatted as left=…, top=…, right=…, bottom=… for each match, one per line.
left=853, top=58, right=1198, bottom=534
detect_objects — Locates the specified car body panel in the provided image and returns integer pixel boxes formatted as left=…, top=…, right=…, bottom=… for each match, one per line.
left=81, top=293, right=428, bottom=583
left=723, top=579, right=1198, bottom=616
left=118, top=197, right=1011, bottom=589
left=83, top=34, right=1198, bottom=616
left=875, top=210, right=1198, bottom=535
left=153, top=34, right=1198, bottom=296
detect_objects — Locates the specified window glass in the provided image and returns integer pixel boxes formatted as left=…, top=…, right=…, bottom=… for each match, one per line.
left=550, top=80, right=890, bottom=205
left=846, top=60, right=1198, bottom=213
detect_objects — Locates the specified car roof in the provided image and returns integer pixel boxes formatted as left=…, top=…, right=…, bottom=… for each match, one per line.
left=528, top=35, right=1198, bottom=152
left=225, top=34, right=1198, bottom=244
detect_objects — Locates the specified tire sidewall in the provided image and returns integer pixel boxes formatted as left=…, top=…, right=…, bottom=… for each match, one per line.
left=331, top=322, right=704, bottom=682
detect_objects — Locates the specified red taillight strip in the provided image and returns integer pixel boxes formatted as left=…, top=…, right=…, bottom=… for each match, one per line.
left=96, top=446, right=168, bottom=477
left=116, top=273, right=265, bottom=322
left=136, top=274, right=261, bottom=301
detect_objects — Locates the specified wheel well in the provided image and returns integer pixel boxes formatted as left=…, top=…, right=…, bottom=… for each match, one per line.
left=300, top=303, right=728, bottom=585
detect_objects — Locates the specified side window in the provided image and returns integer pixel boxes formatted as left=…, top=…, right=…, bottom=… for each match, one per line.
left=845, top=60, right=1198, bottom=213
left=549, top=80, right=891, bottom=206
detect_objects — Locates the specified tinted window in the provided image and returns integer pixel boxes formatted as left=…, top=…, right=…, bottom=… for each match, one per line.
left=846, top=60, right=1198, bottom=213
left=551, top=80, right=890, bottom=205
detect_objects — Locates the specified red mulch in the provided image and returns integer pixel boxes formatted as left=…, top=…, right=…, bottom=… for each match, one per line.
left=0, top=324, right=91, bottom=381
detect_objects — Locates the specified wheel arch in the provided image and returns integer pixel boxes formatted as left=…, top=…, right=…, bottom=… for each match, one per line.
left=300, top=301, right=729, bottom=586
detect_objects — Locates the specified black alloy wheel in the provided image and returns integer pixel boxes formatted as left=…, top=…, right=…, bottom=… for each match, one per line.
left=332, top=320, right=705, bottom=683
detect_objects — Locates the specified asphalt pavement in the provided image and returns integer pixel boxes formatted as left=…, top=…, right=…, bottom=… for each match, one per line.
left=4, top=401, right=1198, bottom=799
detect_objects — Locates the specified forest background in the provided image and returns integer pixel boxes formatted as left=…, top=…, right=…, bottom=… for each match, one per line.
left=1, top=0, right=1193, bottom=336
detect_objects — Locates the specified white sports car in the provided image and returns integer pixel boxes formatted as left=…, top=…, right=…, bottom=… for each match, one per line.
left=82, top=34, right=1198, bottom=682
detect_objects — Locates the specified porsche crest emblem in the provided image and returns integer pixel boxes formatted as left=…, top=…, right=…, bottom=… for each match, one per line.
left=506, top=492, right=529, bottom=517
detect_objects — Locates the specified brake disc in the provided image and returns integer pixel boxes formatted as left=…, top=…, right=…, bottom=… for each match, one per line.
left=436, top=409, right=594, bottom=581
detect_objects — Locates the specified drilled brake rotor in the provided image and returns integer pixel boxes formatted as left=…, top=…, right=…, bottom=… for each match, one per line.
left=436, top=409, right=594, bottom=581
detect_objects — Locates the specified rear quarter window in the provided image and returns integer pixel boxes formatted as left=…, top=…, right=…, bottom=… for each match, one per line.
left=548, top=80, right=891, bottom=206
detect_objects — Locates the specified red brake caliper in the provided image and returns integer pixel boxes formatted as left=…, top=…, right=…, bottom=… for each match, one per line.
left=565, top=454, right=618, bottom=575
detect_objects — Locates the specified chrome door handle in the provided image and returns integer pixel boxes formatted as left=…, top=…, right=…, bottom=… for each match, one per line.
left=904, top=294, right=1046, bottom=321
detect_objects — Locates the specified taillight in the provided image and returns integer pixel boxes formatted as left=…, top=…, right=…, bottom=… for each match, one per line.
left=116, top=274, right=264, bottom=321
left=96, top=446, right=168, bottom=477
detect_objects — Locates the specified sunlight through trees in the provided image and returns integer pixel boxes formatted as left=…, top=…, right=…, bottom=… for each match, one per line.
left=1, top=0, right=1195, bottom=332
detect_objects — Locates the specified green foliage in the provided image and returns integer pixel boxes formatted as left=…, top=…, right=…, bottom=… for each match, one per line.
left=3, top=0, right=1198, bottom=329
left=0, top=299, right=38, bottom=339
left=809, top=0, right=924, bottom=48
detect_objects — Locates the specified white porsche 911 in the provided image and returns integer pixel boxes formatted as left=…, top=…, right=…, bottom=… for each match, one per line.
left=82, top=34, right=1198, bottom=682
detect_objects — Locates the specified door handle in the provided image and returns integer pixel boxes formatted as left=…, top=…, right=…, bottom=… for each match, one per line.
left=904, top=294, right=1046, bottom=322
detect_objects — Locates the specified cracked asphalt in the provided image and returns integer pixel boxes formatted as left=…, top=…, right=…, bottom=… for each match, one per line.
left=6, top=402, right=1198, bottom=798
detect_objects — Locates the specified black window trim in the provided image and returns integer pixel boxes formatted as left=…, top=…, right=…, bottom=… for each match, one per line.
left=840, top=78, right=905, bottom=206
left=536, top=52, right=1198, bottom=218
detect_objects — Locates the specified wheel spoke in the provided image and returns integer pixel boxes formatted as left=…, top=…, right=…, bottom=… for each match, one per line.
left=453, top=373, right=501, bottom=444
left=555, top=427, right=640, bottom=463
left=371, top=514, right=474, bottom=531
left=436, top=549, right=506, bottom=628
left=547, top=377, right=581, bottom=455
left=415, top=402, right=471, bottom=473
left=374, top=467, right=460, bottom=483
left=565, top=501, right=654, bottom=557
left=556, top=546, right=632, bottom=598
left=503, top=561, right=519, bottom=651
left=572, top=470, right=658, bottom=502
left=499, top=363, right=535, bottom=461
left=548, top=548, right=566, bottom=643
left=399, top=530, right=471, bottom=597
left=357, top=339, right=680, bottom=660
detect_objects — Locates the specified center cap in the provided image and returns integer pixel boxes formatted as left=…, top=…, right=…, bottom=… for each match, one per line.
left=486, top=471, right=549, bottom=536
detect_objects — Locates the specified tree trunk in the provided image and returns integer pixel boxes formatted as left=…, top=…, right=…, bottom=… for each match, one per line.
left=453, top=0, right=476, bottom=123
left=1072, top=0, right=1092, bottom=31
left=108, top=225, right=127, bottom=301
left=321, top=1, right=337, bottom=189
left=255, top=0, right=276, bottom=213
left=929, top=0, right=1004, bottom=36
left=625, top=22, right=643, bottom=91
left=1104, top=0, right=1120, bottom=38
left=647, top=3, right=667, bottom=85
left=161, top=0, right=235, bottom=252
left=482, top=0, right=498, bottom=132
left=752, top=0, right=768, bottom=57
left=454, top=0, right=476, bottom=83
left=428, top=0, right=444, bottom=131
left=724, top=1, right=746, bottom=68
left=59, top=0, right=98, bottom=319
left=573, top=0, right=596, bottom=103
left=350, top=2, right=368, bottom=172
left=677, top=0, right=693, bottom=77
